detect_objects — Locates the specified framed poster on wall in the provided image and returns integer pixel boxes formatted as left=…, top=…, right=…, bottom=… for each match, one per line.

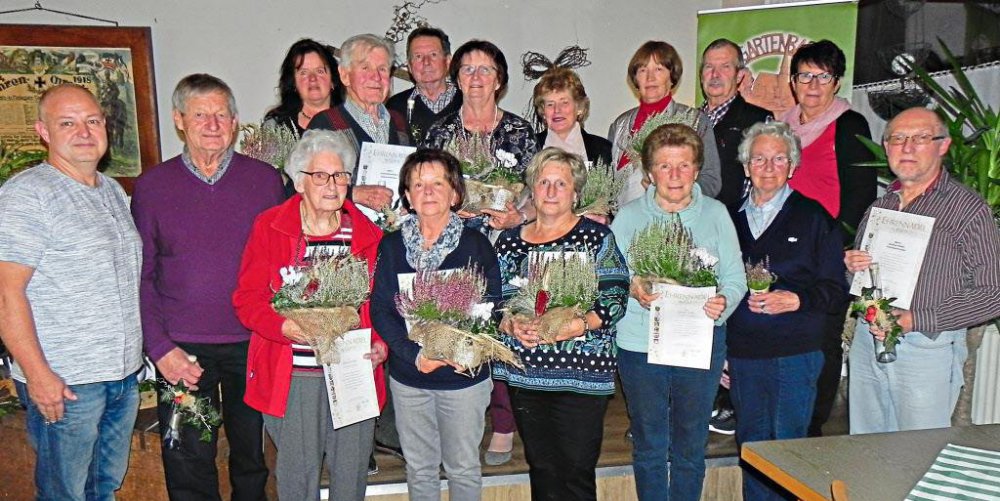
left=0, top=24, right=160, bottom=193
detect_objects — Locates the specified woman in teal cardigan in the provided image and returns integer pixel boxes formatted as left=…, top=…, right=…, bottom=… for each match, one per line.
left=609, top=123, right=746, bottom=501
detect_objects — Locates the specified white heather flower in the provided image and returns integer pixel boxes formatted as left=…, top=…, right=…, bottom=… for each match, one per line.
left=495, top=149, right=517, bottom=168
left=690, top=248, right=718, bottom=267
left=508, top=276, right=529, bottom=289
left=470, top=302, right=494, bottom=321
left=279, top=266, right=304, bottom=286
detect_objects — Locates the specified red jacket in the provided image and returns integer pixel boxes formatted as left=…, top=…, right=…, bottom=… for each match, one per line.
left=233, top=194, right=386, bottom=417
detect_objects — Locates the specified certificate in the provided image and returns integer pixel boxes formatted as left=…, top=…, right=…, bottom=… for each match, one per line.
left=322, top=328, right=380, bottom=429
left=849, top=207, right=936, bottom=309
left=647, top=283, right=716, bottom=369
left=355, top=142, right=417, bottom=221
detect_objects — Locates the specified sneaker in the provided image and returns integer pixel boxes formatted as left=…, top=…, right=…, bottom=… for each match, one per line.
left=367, top=454, right=379, bottom=476
left=708, top=407, right=736, bottom=435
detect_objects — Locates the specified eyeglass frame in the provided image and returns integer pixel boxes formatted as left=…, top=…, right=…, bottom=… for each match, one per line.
left=883, top=132, right=948, bottom=146
left=458, top=64, right=497, bottom=77
left=792, top=72, right=837, bottom=85
left=300, top=170, right=353, bottom=186
left=748, top=154, right=792, bottom=169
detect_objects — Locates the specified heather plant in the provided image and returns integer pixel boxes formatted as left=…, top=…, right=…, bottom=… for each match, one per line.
left=745, top=257, right=777, bottom=294
left=624, top=108, right=702, bottom=171
left=239, top=121, right=300, bottom=169
left=628, top=216, right=718, bottom=288
left=577, top=158, right=626, bottom=217
left=504, top=252, right=599, bottom=343
left=396, top=267, right=522, bottom=376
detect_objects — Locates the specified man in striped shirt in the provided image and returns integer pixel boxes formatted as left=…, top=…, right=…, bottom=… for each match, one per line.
left=845, top=107, right=1000, bottom=434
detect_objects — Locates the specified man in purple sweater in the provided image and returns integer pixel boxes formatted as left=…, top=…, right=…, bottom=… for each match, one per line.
left=131, top=74, right=284, bottom=501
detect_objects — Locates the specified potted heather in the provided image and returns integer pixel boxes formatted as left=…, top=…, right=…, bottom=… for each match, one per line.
left=576, top=158, right=626, bottom=218
left=503, top=252, right=599, bottom=344
left=627, top=215, right=718, bottom=291
left=395, top=267, right=522, bottom=377
left=745, top=257, right=777, bottom=295
left=271, top=253, right=371, bottom=365
left=444, top=132, right=524, bottom=212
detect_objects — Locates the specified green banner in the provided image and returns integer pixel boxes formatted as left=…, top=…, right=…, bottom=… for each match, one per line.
left=697, top=0, right=859, bottom=116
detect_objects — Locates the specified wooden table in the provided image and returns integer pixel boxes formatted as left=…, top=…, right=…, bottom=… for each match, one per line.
left=741, top=424, right=1000, bottom=501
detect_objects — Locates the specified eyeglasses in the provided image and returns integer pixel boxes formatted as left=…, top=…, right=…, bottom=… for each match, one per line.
left=300, top=171, right=352, bottom=186
left=884, top=133, right=947, bottom=146
left=793, top=72, right=836, bottom=85
left=749, top=155, right=791, bottom=168
left=458, top=65, right=497, bottom=77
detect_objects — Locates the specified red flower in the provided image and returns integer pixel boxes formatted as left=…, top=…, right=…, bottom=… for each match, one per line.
left=302, top=279, right=320, bottom=300
left=173, top=395, right=184, bottom=405
left=865, top=305, right=878, bottom=323
left=535, top=290, right=550, bottom=316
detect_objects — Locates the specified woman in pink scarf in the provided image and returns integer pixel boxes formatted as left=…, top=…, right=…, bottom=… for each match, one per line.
left=778, top=39, right=875, bottom=439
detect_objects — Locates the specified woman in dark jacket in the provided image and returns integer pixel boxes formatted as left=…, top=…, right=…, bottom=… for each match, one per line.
left=370, top=149, right=501, bottom=501
left=533, top=67, right=612, bottom=166
left=726, top=121, right=848, bottom=501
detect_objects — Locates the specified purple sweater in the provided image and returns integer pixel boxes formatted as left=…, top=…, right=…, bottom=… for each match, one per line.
left=131, top=153, right=285, bottom=362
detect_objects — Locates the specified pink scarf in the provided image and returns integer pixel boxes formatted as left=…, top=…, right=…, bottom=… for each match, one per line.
left=780, top=97, right=851, bottom=148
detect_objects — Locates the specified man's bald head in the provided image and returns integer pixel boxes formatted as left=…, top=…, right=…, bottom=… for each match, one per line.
left=37, top=84, right=100, bottom=122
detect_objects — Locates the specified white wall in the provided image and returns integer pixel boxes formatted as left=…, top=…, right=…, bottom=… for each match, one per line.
left=3, top=0, right=721, bottom=157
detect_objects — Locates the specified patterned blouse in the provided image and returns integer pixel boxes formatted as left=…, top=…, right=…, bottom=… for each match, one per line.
left=491, top=217, right=630, bottom=395
left=422, top=109, right=539, bottom=176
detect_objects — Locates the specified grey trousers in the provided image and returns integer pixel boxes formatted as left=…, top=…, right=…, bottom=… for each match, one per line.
left=391, top=376, right=492, bottom=501
left=263, top=374, right=375, bottom=501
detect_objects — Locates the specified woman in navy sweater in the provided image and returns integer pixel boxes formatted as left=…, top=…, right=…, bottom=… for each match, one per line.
left=370, top=149, right=501, bottom=501
left=726, top=121, right=848, bottom=501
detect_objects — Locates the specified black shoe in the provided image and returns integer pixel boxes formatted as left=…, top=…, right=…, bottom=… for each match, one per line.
left=368, top=454, right=379, bottom=476
left=709, top=407, right=736, bottom=435
left=375, top=441, right=405, bottom=462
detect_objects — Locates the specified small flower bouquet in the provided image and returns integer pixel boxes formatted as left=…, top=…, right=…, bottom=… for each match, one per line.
left=158, top=380, right=222, bottom=444
left=745, top=257, right=777, bottom=295
left=395, top=267, right=523, bottom=376
left=504, top=253, right=598, bottom=344
left=374, top=206, right=407, bottom=233
left=446, top=132, right=524, bottom=212
left=577, top=159, right=626, bottom=217
left=271, top=254, right=371, bottom=364
left=628, top=216, right=718, bottom=292
left=239, top=121, right=300, bottom=169
left=623, top=108, right=702, bottom=171
left=850, top=264, right=903, bottom=364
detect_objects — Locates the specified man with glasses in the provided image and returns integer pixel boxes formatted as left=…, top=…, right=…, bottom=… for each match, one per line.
left=844, top=107, right=1000, bottom=434
left=0, top=84, right=143, bottom=500
left=131, top=74, right=284, bottom=501
left=387, top=27, right=462, bottom=143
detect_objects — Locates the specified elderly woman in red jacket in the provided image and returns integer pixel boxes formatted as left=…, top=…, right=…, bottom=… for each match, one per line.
left=233, top=129, right=387, bottom=501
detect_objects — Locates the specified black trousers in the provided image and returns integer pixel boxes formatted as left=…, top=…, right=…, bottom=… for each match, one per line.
left=809, top=309, right=847, bottom=437
left=156, top=341, right=268, bottom=501
left=509, top=386, right=609, bottom=501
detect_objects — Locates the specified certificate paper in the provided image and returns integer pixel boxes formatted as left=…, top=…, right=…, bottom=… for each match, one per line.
left=356, top=142, right=417, bottom=221
left=647, top=283, right=716, bottom=369
left=322, top=328, right=379, bottom=429
left=849, top=207, right=936, bottom=309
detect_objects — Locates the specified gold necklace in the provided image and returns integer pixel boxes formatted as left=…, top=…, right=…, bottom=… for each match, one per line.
left=300, top=202, right=340, bottom=236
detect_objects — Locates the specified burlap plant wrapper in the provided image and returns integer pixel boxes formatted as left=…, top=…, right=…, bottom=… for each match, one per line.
left=575, top=199, right=612, bottom=218
left=462, top=179, right=524, bottom=213
left=279, top=306, right=360, bottom=364
left=529, top=306, right=586, bottom=344
left=409, top=320, right=523, bottom=376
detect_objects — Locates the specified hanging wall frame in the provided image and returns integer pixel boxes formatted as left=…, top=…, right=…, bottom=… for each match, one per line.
left=0, top=24, right=160, bottom=193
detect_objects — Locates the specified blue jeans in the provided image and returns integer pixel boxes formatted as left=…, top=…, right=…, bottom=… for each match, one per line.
left=617, top=325, right=726, bottom=501
left=849, top=324, right=966, bottom=434
left=17, top=375, right=139, bottom=501
left=730, top=351, right=823, bottom=501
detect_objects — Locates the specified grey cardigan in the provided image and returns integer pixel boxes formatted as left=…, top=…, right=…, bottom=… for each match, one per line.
left=607, top=100, right=722, bottom=206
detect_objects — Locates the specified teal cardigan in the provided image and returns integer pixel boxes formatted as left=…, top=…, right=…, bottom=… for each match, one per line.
left=609, top=184, right=747, bottom=353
